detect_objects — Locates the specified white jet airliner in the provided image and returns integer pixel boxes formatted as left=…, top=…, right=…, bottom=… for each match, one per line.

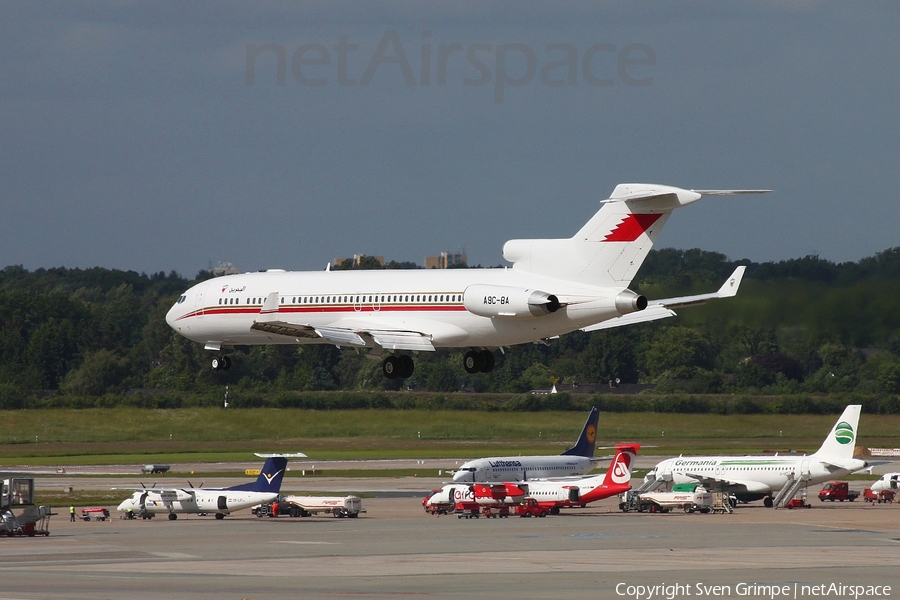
left=452, top=406, right=600, bottom=482
left=166, top=184, right=767, bottom=378
left=641, top=405, right=867, bottom=507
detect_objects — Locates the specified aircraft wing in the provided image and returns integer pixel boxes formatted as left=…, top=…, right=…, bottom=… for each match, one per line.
left=251, top=293, right=435, bottom=351
left=581, top=267, right=746, bottom=333
left=681, top=471, right=770, bottom=494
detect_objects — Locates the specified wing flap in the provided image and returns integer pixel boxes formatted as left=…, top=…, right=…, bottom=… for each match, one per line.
left=369, top=330, right=435, bottom=352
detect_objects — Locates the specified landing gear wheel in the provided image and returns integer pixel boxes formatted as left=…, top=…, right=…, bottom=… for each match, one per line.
left=215, top=513, right=225, bottom=520
left=211, top=355, right=231, bottom=371
left=382, top=356, right=400, bottom=379
left=399, top=354, right=415, bottom=379
left=168, top=513, right=178, bottom=521
left=764, top=496, right=774, bottom=508
left=480, top=350, right=495, bottom=373
left=463, top=351, right=485, bottom=374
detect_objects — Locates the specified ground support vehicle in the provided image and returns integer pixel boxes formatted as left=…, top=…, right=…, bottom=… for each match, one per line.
left=710, top=493, right=735, bottom=514
left=515, top=498, right=551, bottom=518
left=454, top=501, right=481, bottom=519
left=254, top=495, right=364, bottom=518
left=481, top=506, right=510, bottom=518
left=864, top=489, right=895, bottom=503
left=818, top=481, right=859, bottom=502
left=620, top=487, right=717, bottom=514
left=82, top=507, right=110, bottom=521
left=141, top=464, right=170, bottom=474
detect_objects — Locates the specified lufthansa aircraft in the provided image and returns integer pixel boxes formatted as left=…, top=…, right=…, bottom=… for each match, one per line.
left=167, top=184, right=767, bottom=378
left=452, top=406, right=600, bottom=482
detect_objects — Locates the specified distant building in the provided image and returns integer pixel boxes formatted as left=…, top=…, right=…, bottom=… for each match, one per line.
left=425, top=250, right=467, bottom=269
left=333, top=254, right=385, bottom=268
left=211, top=262, right=241, bottom=276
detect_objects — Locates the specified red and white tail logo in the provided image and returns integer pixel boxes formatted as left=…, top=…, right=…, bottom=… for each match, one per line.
left=606, top=444, right=639, bottom=486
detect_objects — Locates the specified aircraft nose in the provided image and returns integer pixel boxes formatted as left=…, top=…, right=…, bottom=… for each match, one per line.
left=116, top=499, right=131, bottom=511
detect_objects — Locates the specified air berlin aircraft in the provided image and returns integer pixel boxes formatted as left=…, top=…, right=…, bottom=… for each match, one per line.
left=167, top=184, right=767, bottom=378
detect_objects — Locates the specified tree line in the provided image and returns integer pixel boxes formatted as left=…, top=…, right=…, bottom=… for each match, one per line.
left=2, top=247, right=900, bottom=409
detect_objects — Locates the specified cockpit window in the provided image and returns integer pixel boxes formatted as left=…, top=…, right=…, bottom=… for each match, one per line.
left=176, top=295, right=187, bottom=304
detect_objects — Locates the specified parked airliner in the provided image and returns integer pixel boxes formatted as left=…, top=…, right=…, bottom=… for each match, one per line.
left=166, top=184, right=767, bottom=378
left=640, top=405, right=866, bottom=507
left=452, top=406, right=600, bottom=482
left=116, top=453, right=304, bottom=520
left=426, top=443, right=639, bottom=514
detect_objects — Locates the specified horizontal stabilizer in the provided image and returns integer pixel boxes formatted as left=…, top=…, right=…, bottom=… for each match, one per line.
left=651, top=266, right=746, bottom=309
left=691, top=189, right=773, bottom=195
left=254, top=452, right=308, bottom=458
left=581, top=306, right=676, bottom=332
left=580, top=267, right=746, bottom=333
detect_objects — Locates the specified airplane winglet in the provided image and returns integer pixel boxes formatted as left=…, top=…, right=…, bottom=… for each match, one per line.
left=714, top=266, right=746, bottom=299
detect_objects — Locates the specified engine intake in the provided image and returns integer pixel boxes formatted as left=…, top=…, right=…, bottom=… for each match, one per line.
left=463, top=285, right=561, bottom=319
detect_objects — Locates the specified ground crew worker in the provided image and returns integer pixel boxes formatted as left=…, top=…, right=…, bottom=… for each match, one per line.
left=69, top=506, right=76, bottom=522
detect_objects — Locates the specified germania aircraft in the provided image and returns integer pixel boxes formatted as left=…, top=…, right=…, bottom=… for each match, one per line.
left=640, top=405, right=866, bottom=507
left=452, top=406, right=600, bottom=482
left=166, top=184, right=767, bottom=378
left=116, top=453, right=304, bottom=520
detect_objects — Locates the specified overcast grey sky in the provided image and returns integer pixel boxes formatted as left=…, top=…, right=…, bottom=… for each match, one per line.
left=2, top=1, right=898, bottom=277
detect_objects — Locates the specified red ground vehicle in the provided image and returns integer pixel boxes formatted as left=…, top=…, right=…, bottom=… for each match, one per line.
left=515, top=498, right=552, bottom=518
left=81, top=507, right=111, bottom=521
left=863, top=488, right=895, bottom=503
left=817, top=482, right=859, bottom=502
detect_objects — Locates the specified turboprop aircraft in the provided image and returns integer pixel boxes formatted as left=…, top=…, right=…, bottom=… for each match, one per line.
left=115, top=453, right=305, bottom=520
left=166, top=184, right=767, bottom=378
left=639, top=405, right=866, bottom=508
left=452, top=406, right=599, bottom=482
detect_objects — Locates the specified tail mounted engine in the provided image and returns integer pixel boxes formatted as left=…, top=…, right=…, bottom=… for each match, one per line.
left=463, top=285, right=561, bottom=319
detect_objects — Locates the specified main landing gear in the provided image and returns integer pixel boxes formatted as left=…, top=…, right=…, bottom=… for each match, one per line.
left=382, top=354, right=415, bottom=379
left=463, top=350, right=495, bottom=374
left=211, top=355, right=231, bottom=371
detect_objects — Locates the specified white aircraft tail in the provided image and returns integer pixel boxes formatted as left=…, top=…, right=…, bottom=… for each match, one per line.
left=503, top=184, right=769, bottom=287
left=812, top=405, right=861, bottom=460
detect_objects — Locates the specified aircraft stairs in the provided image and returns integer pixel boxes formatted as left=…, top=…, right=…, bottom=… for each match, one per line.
left=634, top=476, right=665, bottom=494
left=773, top=473, right=809, bottom=508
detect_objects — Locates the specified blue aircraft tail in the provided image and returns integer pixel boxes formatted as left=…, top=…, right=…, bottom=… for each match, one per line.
left=227, top=456, right=288, bottom=493
left=560, top=406, right=600, bottom=458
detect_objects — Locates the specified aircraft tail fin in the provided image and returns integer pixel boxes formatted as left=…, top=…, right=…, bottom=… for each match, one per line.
left=812, top=405, right=861, bottom=460
left=561, top=406, right=600, bottom=458
left=226, top=453, right=304, bottom=493
left=502, top=185, right=769, bottom=287
left=601, top=443, right=640, bottom=488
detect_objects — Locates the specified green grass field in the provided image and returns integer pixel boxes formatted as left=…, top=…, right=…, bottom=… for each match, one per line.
left=2, top=408, right=897, bottom=465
